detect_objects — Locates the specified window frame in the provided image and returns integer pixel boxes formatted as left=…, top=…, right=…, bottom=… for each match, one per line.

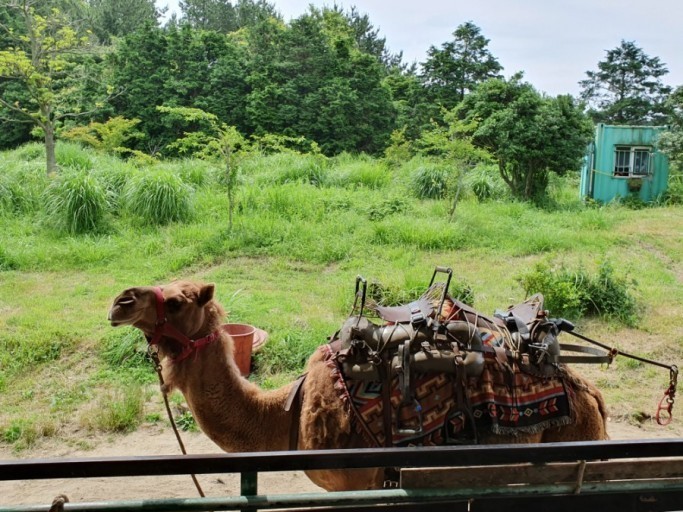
left=613, top=145, right=653, bottom=178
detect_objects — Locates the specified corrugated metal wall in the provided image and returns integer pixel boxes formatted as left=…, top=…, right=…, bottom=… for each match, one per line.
left=579, top=124, right=670, bottom=203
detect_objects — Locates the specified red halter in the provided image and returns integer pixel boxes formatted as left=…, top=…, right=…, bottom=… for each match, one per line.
left=148, top=287, right=221, bottom=363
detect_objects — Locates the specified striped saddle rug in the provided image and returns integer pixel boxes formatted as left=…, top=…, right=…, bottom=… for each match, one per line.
left=323, top=344, right=573, bottom=447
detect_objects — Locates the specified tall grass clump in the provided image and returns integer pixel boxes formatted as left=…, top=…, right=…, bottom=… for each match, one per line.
left=411, top=166, right=449, bottom=199
left=123, top=169, right=193, bottom=225
left=55, top=142, right=94, bottom=171
left=275, top=156, right=328, bottom=186
left=0, top=159, right=49, bottom=215
left=518, top=260, right=639, bottom=325
left=79, top=385, right=145, bottom=433
left=465, top=165, right=507, bottom=202
left=91, top=160, right=136, bottom=212
left=11, top=142, right=44, bottom=161
left=44, top=170, right=111, bottom=234
left=328, top=154, right=389, bottom=189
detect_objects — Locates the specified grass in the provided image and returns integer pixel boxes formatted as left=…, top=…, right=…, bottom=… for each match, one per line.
left=1, top=141, right=682, bottom=448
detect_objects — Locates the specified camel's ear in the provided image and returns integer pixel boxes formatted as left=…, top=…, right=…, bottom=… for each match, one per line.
left=197, top=283, right=215, bottom=306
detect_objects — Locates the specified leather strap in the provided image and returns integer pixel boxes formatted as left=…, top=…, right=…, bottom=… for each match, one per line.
left=557, top=343, right=615, bottom=364
left=284, top=374, right=307, bottom=451
left=378, top=353, right=394, bottom=447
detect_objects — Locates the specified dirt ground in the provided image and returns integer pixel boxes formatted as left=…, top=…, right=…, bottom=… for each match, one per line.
left=1, top=419, right=681, bottom=507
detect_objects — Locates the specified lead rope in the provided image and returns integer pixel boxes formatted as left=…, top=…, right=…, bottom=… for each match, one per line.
left=149, top=347, right=206, bottom=498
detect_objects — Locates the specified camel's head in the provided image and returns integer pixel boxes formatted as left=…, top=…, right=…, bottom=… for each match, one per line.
left=108, top=281, right=219, bottom=339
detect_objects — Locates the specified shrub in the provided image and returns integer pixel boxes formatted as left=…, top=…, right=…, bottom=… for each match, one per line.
left=662, top=170, right=683, bottom=205
left=411, top=166, right=449, bottom=199
left=44, top=170, right=111, bottom=234
left=518, top=260, right=638, bottom=325
left=584, top=261, right=639, bottom=326
left=123, top=169, right=193, bottom=225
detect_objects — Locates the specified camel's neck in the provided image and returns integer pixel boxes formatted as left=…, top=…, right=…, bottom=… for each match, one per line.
left=160, top=334, right=294, bottom=453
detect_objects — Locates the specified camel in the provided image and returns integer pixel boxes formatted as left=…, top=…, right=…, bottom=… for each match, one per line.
left=108, top=280, right=608, bottom=492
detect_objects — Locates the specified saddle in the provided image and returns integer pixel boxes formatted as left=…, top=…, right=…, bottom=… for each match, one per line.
left=328, top=266, right=609, bottom=445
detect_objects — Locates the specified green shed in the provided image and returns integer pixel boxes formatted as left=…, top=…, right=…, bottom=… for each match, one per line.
left=580, top=124, right=669, bottom=203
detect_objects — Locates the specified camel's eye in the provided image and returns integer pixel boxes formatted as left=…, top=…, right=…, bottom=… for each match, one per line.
left=165, top=297, right=183, bottom=313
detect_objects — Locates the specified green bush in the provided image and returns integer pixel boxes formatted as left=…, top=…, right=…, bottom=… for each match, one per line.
left=123, top=169, right=193, bottom=225
left=411, top=166, right=449, bottom=199
left=584, top=261, right=639, bottom=325
left=518, top=260, right=638, bottom=325
left=44, top=170, right=111, bottom=234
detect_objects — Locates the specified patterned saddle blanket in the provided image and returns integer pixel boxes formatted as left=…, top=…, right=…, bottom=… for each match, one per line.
left=323, top=344, right=573, bottom=447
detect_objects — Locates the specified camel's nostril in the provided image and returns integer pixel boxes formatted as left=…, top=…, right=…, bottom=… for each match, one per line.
left=117, top=298, right=135, bottom=306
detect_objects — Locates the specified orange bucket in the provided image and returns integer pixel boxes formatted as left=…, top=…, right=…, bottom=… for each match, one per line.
left=222, top=323, right=255, bottom=377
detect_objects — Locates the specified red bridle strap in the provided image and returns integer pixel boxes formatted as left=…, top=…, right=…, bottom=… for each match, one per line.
left=148, top=286, right=221, bottom=363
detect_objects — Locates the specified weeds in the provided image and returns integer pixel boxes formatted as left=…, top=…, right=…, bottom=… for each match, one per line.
left=518, top=260, right=639, bottom=325
left=80, top=385, right=144, bottom=433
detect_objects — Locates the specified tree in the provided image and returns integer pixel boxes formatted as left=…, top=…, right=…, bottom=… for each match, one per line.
left=158, top=105, right=248, bottom=229
left=108, top=23, right=250, bottom=156
left=0, top=0, right=101, bottom=174
left=86, top=0, right=163, bottom=44
left=179, top=0, right=277, bottom=33
left=421, top=22, right=502, bottom=112
left=579, top=40, right=671, bottom=125
left=658, top=86, right=683, bottom=165
left=457, top=75, right=593, bottom=199
left=245, top=7, right=394, bottom=155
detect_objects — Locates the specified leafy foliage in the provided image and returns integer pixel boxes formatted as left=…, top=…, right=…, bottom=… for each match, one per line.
left=579, top=40, right=671, bottom=124
left=0, top=1, right=102, bottom=174
left=658, top=86, right=683, bottom=166
left=518, top=260, right=639, bottom=326
left=457, top=76, right=593, bottom=199
left=421, top=21, right=502, bottom=111
left=87, top=0, right=163, bottom=44
left=61, top=117, right=144, bottom=155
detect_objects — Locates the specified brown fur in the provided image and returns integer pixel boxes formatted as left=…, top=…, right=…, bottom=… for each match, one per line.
left=109, top=280, right=608, bottom=491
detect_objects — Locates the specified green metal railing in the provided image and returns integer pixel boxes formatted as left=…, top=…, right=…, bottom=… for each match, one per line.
left=2, top=439, right=683, bottom=512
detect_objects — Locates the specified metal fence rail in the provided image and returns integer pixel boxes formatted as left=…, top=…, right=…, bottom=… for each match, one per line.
left=2, top=439, right=683, bottom=512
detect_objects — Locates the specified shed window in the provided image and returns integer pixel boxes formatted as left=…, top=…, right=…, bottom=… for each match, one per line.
left=614, top=146, right=652, bottom=177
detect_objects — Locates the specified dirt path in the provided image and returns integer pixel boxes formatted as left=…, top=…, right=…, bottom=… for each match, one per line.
left=1, top=419, right=680, bottom=507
